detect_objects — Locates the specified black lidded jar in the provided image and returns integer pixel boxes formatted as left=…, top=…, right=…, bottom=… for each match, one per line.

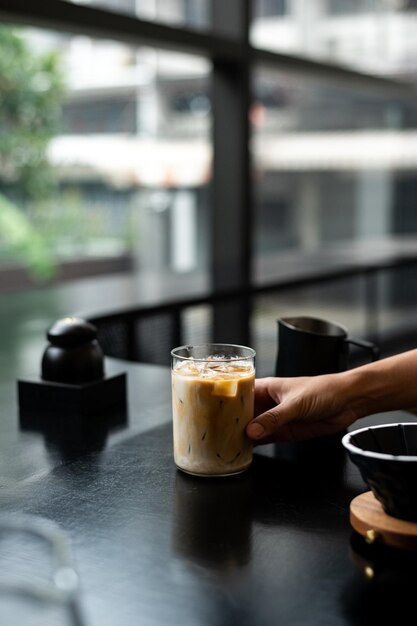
left=41, top=317, right=105, bottom=384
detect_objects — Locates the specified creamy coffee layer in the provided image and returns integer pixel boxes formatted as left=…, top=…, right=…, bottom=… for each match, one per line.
left=172, top=359, right=255, bottom=476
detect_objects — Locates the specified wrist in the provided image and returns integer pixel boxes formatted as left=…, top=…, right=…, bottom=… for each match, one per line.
left=340, top=364, right=383, bottom=420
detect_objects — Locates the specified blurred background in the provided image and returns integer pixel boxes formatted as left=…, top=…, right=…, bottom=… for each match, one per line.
left=2, top=0, right=417, bottom=377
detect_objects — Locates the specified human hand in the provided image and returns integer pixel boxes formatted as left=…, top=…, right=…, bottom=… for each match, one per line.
left=246, top=374, right=360, bottom=445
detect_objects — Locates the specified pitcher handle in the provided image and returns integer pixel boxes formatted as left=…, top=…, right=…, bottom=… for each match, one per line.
left=345, top=337, right=380, bottom=362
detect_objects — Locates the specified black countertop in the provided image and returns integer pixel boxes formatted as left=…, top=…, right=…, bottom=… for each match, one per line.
left=0, top=353, right=416, bottom=625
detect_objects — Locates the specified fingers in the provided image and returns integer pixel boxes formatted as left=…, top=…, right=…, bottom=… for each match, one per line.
left=248, top=373, right=356, bottom=445
left=254, top=377, right=279, bottom=416
left=247, top=402, right=298, bottom=445
left=250, top=377, right=294, bottom=444
left=247, top=400, right=355, bottom=445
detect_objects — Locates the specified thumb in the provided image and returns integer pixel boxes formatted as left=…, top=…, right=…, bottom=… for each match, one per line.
left=246, top=403, right=297, bottom=445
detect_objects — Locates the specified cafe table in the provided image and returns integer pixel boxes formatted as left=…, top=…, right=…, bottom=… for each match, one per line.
left=0, top=353, right=416, bottom=626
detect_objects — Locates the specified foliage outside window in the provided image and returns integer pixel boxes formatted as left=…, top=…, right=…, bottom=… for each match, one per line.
left=0, top=26, right=65, bottom=279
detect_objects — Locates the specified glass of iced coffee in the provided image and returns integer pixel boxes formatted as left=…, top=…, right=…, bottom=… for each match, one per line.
left=171, top=343, right=256, bottom=477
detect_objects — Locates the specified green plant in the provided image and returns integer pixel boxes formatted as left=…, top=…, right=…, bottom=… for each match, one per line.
left=0, top=26, right=66, bottom=280
left=0, top=195, right=55, bottom=279
left=0, top=26, right=65, bottom=198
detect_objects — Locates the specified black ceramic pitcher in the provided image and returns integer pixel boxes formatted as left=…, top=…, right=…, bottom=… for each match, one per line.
left=275, top=316, right=379, bottom=377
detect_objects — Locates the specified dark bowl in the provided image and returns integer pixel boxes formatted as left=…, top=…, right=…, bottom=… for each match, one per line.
left=342, top=423, right=417, bottom=522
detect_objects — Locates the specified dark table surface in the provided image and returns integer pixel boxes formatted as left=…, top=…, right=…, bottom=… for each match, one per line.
left=0, top=349, right=417, bottom=626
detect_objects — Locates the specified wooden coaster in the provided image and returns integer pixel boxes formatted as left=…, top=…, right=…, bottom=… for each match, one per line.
left=350, top=491, right=417, bottom=551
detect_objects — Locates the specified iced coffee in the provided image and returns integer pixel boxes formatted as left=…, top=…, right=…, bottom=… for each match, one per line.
left=171, top=344, right=255, bottom=477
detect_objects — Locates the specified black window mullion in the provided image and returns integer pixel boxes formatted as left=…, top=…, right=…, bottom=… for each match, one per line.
left=210, top=0, right=252, bottom=345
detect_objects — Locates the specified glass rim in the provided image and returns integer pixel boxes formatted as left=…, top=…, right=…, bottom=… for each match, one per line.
left=171, top=343, right=256, bottom=362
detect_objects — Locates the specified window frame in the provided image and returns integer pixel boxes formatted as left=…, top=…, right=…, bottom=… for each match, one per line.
left=1, top=0, right=416, bottom=343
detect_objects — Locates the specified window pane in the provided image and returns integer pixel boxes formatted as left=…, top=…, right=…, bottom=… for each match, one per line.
left=64, top=0, right=211, bottom=31
left=0, top=25, right=211, bottom=298
left=251, top=0, right=417, bottom=79
left=253, top=67, right=417, bottom=282
left=252, top=65, right=417, bottom=363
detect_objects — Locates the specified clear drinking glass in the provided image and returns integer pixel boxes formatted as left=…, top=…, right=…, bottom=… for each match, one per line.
left=171, top=343, right=256, bottom=477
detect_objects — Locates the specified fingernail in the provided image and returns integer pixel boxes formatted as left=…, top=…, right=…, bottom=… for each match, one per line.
left=247, top=423, right=265, bottom=439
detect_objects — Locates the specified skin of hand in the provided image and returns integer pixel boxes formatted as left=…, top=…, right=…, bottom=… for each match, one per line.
left=246, top=349, right=417, bottom=445
left=246, top=374, right=359, bottom=444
